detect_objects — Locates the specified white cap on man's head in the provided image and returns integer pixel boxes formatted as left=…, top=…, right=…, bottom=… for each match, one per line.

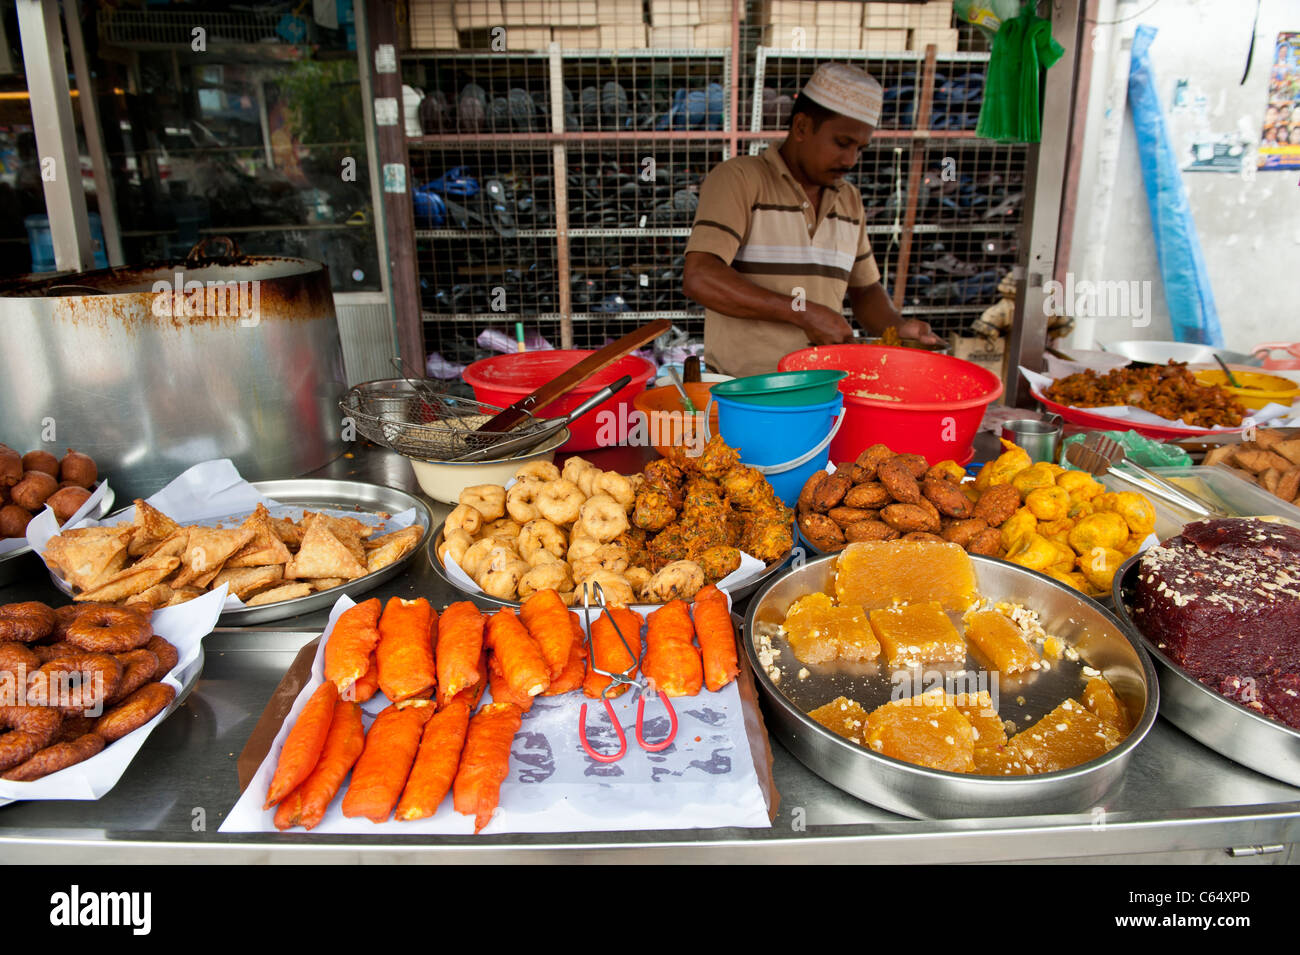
left=799, top=63, right=883, bottom=127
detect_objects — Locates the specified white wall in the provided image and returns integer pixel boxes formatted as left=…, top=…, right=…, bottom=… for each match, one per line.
left=1066, top=0, right=1300, bottom=356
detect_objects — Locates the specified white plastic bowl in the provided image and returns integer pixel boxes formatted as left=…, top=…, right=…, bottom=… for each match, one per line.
left=406, top=427, right=570, bottom=505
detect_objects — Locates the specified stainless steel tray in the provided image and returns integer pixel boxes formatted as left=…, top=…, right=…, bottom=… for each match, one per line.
left=44, top=479, right=432, bottom=626
left=430, top=520, right=794, bottom=609
left=744, top=553, right=1158, bottom=819
left=1112, top=554, right=1300, bottom=787
left=0, top=483, right=116, bottom=587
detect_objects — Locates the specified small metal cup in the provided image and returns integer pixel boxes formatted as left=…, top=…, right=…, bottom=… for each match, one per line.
left=1000, top=414, right=1064, bottom=463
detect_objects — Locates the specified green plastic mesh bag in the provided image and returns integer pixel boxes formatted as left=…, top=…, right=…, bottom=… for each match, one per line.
left=959, top=2, right=1064, bottom=143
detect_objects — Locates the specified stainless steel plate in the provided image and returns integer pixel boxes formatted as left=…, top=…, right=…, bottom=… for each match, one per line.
left=46, top=479, right=432, bottom=626
left=744, top=553, right=1158, bottom=819
left=1112, top=554, right=1300, bottom=787
left=430, top=520, right=794, bottom=609
left=0, top=483, right=116, bottom=587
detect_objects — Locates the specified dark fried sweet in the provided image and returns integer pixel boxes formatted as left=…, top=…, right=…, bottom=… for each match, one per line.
left=3, top=732, right=104, bottom=781
left=942, top=518, right=989, bottom=548
left=633, top=485, right=676, bottom=532
left=95, top=681, right=176, bottom=742
left=798, top=470, right=828, bottom=513
left=26, top=651, right=123, bottom=715
left=852, top=444, right=895, bottom=483
left=699, top=545, right=743, bottom=581
left=897, top=454, right=930, bottom=478
left=845, top=520, right=899, bottom=542
left=844, top=482, right=891, bottom=509
left=65, top=607, right=153, bottom=653
left=967, top=528, right=1003, bottom=555
left=0, top=602, right=56, bottom=644
left=973, top=484, right=1021, bottom=527
left=799, top=512, right=844, bottom=551
left=877, top=459, right=922, bottom=505
left=0, top=705, right=62, bottom=772
left=902, top=532, right=948, bottom=543
left=881, top=502, right=941, bottom=534
left=827, top=506, right=879, bottom=528
left=923, top=478, right=974, bottom=518
left=811, top=471, right=852, bottom=511
left=108, top=649, right=160, bottom=704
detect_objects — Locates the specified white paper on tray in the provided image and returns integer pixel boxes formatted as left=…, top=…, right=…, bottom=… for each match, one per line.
left=0, top=586, right=225, bottom=804
left=443, top=549, right=763, bottom=617
left=26, top=459, right=419, bottom=611
left=1021, top=366, right=1297, bottom=431
left=221, top=593, right=770, bottom=835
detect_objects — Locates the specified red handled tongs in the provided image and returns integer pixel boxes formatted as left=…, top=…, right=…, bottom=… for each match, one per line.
left=577, top=581, right=678, bottom=763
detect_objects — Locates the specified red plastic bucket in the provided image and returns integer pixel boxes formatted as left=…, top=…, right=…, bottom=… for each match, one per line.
left=778, top=344, right=1003, bottom=465
left=462, top=350, right=656, bottom=452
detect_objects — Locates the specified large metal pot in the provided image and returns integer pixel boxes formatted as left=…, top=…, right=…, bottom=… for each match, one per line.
left=0, top=240, right=347, bottom=500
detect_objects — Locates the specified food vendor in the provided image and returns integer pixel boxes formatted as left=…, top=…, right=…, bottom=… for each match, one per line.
left=682, top=62, right=940, bottom=378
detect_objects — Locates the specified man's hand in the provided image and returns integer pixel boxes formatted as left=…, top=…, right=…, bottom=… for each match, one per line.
left=799, top=303, right=855, bottom=345
left=898, top=317, right=942, bottom=346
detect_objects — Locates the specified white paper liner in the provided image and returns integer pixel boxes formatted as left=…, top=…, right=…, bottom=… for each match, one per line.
left=1021, top=366, right=1299, bottom=432
left=0, top=480, right=110, bottom=557
left=221, top=593, right=771, bottom=835
left=0, top=586, right=226, bottom=803
left=27, top=460, right=418, bottom=612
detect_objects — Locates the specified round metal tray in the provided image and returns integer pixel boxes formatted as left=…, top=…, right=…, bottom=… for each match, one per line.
left=744, top=552, right=1159, bottom=819
left=45, top=479, right=432, bottom=626
left=1112, top=553, right=1300, bottom=787
left=0, top=483, right=116, bottom=587
left=430, top=519, right=794, bottom=610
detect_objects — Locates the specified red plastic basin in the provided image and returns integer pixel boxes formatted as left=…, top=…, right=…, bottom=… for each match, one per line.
left=778, top=344, right=1003, bottom=465
left=462, top=350, right=656, bottom=452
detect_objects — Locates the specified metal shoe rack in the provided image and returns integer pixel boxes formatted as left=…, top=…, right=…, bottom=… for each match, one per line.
left=393, top=4, right=1024, bottom=366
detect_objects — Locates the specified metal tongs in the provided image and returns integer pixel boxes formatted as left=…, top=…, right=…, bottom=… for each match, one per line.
left=1065, top=433, right=1227, bottom=518
left=577, top=581, right=678, bottom=763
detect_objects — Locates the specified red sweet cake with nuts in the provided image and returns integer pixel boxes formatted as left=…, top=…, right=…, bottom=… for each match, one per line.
left=1132, top=518, right=1300, bottom=729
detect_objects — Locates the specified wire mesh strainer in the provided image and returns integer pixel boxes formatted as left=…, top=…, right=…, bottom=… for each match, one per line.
left=339, top=379, right=554, bottom=461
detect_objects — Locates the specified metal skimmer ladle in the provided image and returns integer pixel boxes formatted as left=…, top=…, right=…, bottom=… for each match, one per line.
left=1065, top=433, right=1227, bottom=518
left=577, top=580, right=677, bottom=763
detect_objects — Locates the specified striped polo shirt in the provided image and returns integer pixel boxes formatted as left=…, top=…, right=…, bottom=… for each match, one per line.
left=685, top=141, right=881, bottom=378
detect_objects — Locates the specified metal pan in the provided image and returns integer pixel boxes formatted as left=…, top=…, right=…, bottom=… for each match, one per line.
left=45, top=479, right=432, bottom=626
left=0, top=483, right=116, bottom=587
left=1112, top=554, right=1300, bottom=787
left=429, top=520, right=794, bottom=610
left=744, top=553, right=1158, bottom=819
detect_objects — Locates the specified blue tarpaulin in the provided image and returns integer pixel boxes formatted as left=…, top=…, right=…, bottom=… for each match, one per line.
left=1128, top=24, right=1224, bottom=346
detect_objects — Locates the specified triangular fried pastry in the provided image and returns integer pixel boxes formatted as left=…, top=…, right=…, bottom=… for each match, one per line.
left=212, top=563, right=284, bottom=600
left=128, top=499, right=181, bottom=557
left=364, top=525, right=423, bottom=573
left=284, top=515, right=367, bottom=580
left=226, top=504, right=292, bottom=568
left=76, top=553, right=180, bottom=603
left=173, top=526, right=255, bottom=588
left=44, top=525, right=136, bottom=592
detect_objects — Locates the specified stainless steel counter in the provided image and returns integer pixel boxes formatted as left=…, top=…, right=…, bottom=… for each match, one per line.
left=1, top=446, right=1297, bottom=864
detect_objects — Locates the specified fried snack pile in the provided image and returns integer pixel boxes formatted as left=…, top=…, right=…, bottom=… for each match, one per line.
left=1044, top=361, right=1247, bottom=428
left=42, top=500, right=421, bottom=610
left=785, top=542, right=1132, bottom=776
left=796, top=441, right=1157, bottom=598
left=439, top=435, right=793, bottom=605
left=1203, top=428, right=1300, bottom=507
left=269, top=588, right=740, bottom=832
left=0, top=445, right=100, bottom=540
left=0, top=600, right=179, bottom=781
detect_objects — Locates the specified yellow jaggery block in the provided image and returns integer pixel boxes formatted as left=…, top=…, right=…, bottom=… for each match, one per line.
left=868, top=601, right=966, bottom=667
left=1006, top=698, right=1123, bottom=773
left=835, top=540, right=976, bottom=612
left=782, top=592, right=881, bottom=665
left=808, top=696, right=871, bottom=744
left=964, top=609, right=1041, bottom=674
left=864, top=694, right=976, bottom=772
left=972, top=745, right=1034, bottom=776
left=1082, top=676, right=1131, bottom=733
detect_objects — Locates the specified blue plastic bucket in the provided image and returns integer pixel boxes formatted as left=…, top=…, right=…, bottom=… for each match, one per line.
left=710, top=392, right=845, bottom=506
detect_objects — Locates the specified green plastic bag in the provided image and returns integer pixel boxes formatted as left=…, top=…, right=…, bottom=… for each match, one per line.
left=973, top=7, right=1064, bottom=143
left=1060, top=430, right=1193, bottom=473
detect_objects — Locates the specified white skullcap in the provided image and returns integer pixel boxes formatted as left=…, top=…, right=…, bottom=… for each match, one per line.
left=800, top=63, right=883, bottom=127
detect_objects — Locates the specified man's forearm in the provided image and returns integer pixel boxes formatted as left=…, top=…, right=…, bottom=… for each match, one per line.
left=848, top=282, right=903, bottom=335
left=682, top=252, right=807, bottom=328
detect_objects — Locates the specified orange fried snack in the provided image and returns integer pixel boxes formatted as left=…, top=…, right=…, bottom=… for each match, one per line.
left=376, top=597, right=437, bottom=703
left=450, top=650, right=489, bottom=709
left=485, top=609, right=550, bottom=698
left=273, top=698, right=365, bottom=831
left=541, top=614, right=588, bottom=697
left=324, top=597, right=383, bottom=694
left=349, top=651, right=379, bottom=703
left=643, top=600, right=703, bottom=697
left=692, top=584, right=739, bottom=692
left=582, top=607, right=644, bottom=699
left=264, top=680, right=338, bottom=810
left=341, top=701, right=434, bottom=823
left=453, top=701, right=522, bottom=833
left=395, top=699, right=471, bottom=822
left=488, top=652, right=535, bottom=712
left=519, top=589, right=576, bottom=681
left=435, top=601, right=486, bottom=707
